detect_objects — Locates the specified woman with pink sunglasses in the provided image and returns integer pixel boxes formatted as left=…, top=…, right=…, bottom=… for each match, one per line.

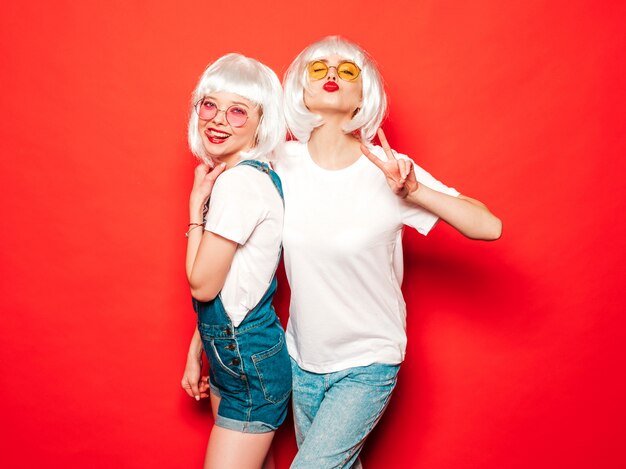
left=181, top=53, right=291, bottom=469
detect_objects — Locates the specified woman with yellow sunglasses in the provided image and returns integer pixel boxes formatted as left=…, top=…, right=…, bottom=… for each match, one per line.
left=275, top=36, right=502, bottom=468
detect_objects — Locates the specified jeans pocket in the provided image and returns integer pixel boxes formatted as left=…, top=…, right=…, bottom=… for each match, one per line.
left=208, top=339, right=242, bottom=379
left=352, top=364, right=400, bottom=389
left=252, top=334, right=292, bottom=404
left=199, top=331, right=245, bottom=396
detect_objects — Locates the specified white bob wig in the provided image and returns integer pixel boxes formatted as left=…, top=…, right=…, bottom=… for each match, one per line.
left=283, top=36, right=387, bottom=143
left=188, top=53, right=286, bottom=164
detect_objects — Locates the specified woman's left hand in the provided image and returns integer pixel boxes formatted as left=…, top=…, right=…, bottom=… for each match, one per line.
left=360, top=128, right=419, bottom=199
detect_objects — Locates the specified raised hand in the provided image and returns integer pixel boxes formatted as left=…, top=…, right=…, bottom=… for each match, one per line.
left=360, top=128, right=419, bottom=198
left=190, top=162, right=227, bottom=208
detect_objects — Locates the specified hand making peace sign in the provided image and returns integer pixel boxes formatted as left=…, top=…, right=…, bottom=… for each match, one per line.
left=360, top=128, right=419, bottom=199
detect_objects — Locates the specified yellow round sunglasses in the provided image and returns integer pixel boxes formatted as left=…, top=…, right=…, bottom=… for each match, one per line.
left=307, top=60, right=361, bottom=81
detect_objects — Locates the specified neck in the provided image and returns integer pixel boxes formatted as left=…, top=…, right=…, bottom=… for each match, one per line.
left=307, top=120, right=362, bottom=169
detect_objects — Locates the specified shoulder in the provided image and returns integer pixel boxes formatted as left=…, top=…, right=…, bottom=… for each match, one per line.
left=209, top=165, right=282, bottom=221
left=273, top=141, right=307, bottom=173
left=364, top=144, right=439, bottom=177
left=213, top=164, right=274, bottom=196
left=222, top=163, right=275, bottom=181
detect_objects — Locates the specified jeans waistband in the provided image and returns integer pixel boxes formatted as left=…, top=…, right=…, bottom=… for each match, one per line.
left=198, top=308, right=277, bottom=339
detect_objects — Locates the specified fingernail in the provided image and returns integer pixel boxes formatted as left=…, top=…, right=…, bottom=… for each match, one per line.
left=195, top=395, right=200, bottom=401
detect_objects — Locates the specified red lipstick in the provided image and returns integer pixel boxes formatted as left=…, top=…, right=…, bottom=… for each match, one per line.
left=323, top=81, right=339, bottom=92
left=205, top=128, right=230, bottom=144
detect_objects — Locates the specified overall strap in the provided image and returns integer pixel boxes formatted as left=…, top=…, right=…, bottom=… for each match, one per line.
left=234, top=159, right=284, bottom=316
left=236, top=159, right=284, bottom=203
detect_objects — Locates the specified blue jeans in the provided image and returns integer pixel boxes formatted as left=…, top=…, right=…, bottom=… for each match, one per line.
left=290, top=358, right=400, bottom=468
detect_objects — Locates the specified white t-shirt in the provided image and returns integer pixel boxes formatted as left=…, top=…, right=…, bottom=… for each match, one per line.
left=274, top=141, right=459, bottom=373
left=204, top=164, right=284, bottom=327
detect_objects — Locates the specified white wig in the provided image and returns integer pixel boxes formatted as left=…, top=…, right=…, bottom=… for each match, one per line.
left=188, top=53, right=286, bottom=164
left=283, top=36, right=387, bottom=143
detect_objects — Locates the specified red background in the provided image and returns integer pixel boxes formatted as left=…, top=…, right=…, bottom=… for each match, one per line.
left=1, top=1, right=624, bottom=468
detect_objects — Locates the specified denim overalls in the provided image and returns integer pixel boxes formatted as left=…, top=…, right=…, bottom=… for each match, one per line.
left=193, top=160, right=291, bottom=433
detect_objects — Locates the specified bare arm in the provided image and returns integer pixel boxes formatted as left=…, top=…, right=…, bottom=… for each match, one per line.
left=185, top=163, right=238, bottom=301
left=406, top=188, right=502, bottom=240
left=188, top=231, right=237, bottom=301
left=361, top=129, right=502, bottom=241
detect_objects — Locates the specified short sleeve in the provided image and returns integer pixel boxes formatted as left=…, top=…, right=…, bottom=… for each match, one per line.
left=204, top=168, right=267, bottom=245
left=400, top=160, right=460, bottom=236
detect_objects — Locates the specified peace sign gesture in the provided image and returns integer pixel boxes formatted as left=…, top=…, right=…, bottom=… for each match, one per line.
left=360, top=128, right=419, bottom=199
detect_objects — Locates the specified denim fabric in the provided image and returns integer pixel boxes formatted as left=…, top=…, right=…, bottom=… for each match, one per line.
left=290, top=358, right=399, bottom=468
left=193, top=160, right=291, bottom=433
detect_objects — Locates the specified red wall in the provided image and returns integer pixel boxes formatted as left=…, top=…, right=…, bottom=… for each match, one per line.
left=1, top=1, right=624, bottom=468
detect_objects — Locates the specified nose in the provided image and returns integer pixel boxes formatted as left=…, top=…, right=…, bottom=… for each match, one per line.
left=212, top=108, right=227, bottom=124
left=326, top=65, right=338, bottom=81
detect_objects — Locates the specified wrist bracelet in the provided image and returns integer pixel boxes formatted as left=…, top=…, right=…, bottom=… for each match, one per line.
left=185, top=224, right=204, bottom=238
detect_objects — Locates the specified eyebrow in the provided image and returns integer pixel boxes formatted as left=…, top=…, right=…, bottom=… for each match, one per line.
left=204, top=95, right=251, bottom=108
left=313, top=59, right=351, bottom=65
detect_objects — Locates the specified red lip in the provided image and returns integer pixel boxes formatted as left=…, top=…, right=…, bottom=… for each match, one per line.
left=323, top=81, right=339, bottom=92
left=205, top=128, right=230, bottom=144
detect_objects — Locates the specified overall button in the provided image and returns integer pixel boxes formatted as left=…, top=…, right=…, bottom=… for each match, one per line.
left=230, top=358, right=241, bottom=366
left=224, top=344, right=236, bottom=351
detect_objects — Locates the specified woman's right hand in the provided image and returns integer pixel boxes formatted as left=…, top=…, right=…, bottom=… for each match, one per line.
left=189, top=162, right=227, bottom=213
left=181, top=355, right=210, bottom=401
